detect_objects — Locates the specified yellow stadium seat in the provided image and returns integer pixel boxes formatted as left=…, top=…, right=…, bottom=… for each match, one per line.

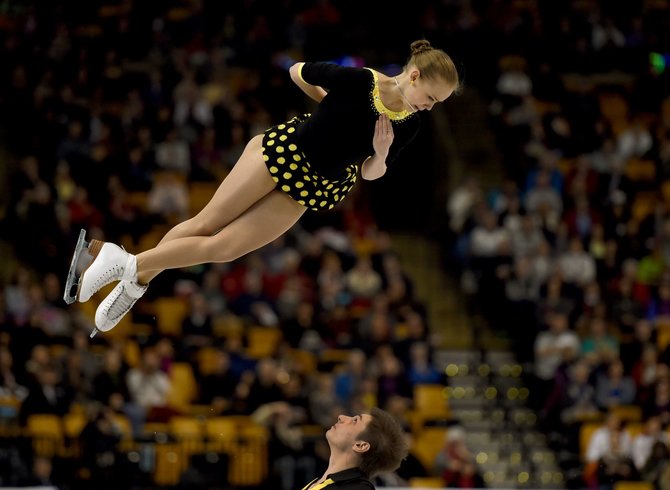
left=63, top=412, right=87, bottom=457
left=625, top=422, right=644, bottom=439
left=153, top=298, right=188, bottom=336
left=319, top=349, right=352, bottom=365
left=245, top=326, right=282, bottom=359
left=612, top=405, right=643, bottom=423
left=111, top=413, right=133, bottom=440
left=580, top=422, right=602, bottom=460
left=26, top=414, right=63, bottom=457
left=625, top=160, right=656, bottom=182
left=290, top=349, right=317, bottom=375
left=411, top=427, right=446, bottom=471
left=170, top=416, right=205, bottom=469
left=167, top=362, right=197, bottom=409
left=409, top=477, right=445, bottom=488
left=229, top=424, right=268, bottom=486
left=414, top=384, right=450, bottom=421
left=63, top=412, right=87, bottom=438
left=613, top=481, right=654, bottom=490
left=197, top=346, right=221, bottom=376
left=153, top=443, right=183, bottom=486
left=204, top=416, right=239, bottom=452
left=631, top=192, right=657, bottom=222
left=658, top=322, right=670, bottom=351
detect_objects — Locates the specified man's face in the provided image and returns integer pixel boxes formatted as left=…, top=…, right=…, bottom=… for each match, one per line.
left=326, top=414, right=373, bottom=452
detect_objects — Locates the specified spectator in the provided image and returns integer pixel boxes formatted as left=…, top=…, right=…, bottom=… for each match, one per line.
left=19, top=364, right=72, bottom=425
left=595, top=359, right=637, bottom=411
left=197, top=349, right=238, bottom=415
left=126, top=347, right=172, bottom=423
left=533, top=311, right=581, bottom=406
left=631, top=416, right=670, bottom=472
left=432, top=426, right=484, bottom=488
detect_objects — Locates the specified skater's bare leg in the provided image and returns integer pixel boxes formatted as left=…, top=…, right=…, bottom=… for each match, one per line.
left=137, top=134, right=275, bottom=284
left=136, top=190, right=306, bottom=274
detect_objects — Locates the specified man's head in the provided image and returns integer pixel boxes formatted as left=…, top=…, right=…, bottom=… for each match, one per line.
left=326, top=407, right=408, bottom=478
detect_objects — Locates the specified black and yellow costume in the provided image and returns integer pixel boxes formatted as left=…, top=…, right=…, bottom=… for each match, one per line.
left=262, top=62, right=420, bottom=211
left=300, top=468, right=374, bottom=490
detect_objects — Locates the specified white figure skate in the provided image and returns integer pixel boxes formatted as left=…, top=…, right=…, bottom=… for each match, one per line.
left=91, top=280, right=148, bottom=338
left=63, top=229, right=138, bottom=304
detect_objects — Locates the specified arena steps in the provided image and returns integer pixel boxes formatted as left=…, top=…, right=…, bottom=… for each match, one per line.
left=436, top=348, right=565, bottom=489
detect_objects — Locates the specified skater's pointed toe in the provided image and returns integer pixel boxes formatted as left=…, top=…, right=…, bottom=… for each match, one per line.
left=78, top=242, right=138, bottom=303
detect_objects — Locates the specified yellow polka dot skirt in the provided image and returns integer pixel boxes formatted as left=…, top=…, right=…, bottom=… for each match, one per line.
left=262, top=114, right=358, bottom=211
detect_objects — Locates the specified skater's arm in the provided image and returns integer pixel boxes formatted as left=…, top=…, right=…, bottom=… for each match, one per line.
left=289, top=62, right=327, bottom=103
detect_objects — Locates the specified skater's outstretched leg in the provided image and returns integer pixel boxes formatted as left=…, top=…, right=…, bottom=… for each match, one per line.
left=79, top=134, right=275, bottom=301
left=94, top=189, right=305, bottom=333
left=138, top=134, right=276, bottom=284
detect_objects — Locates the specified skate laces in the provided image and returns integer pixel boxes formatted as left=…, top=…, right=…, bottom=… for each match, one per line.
left=89, top=245, right=130, bottom=294
left=106, top=284, right=138, bottom=320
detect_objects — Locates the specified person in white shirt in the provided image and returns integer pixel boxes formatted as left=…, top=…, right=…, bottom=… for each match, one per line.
left=631, top=416, right=670, bottom=471
left=586, top=412, right=633, bottom=464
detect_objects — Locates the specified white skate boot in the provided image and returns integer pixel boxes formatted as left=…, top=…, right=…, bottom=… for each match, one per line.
left=92, top=280, right=148, bottom=337
left=78, top=241, right=138, bottom=303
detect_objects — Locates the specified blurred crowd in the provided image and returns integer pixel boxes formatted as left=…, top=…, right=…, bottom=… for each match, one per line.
left=444, top=0, right=670, bottom=489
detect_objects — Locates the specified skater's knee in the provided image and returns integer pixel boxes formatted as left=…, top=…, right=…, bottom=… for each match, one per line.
left=178, top=216, right=217, bottom=236
left=205, top=235, right=245, bottom=264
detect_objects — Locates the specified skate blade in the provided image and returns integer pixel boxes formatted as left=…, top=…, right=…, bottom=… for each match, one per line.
left=63, top=229, right=93, bottom=304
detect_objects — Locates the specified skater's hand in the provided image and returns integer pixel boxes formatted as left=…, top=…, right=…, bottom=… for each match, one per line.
left=372, top=114, right=393, bottom=159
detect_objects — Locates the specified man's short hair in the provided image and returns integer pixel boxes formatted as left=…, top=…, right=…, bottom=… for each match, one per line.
left=356, top=407, right=408, bottom=477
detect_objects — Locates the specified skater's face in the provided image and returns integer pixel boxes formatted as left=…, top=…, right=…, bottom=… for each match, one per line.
left=404, top=68, right=455, bottom=112
left=326, top=414, right=372, bottom=453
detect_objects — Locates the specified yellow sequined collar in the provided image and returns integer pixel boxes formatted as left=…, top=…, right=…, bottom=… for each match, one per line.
left=365, top=68, right=413, bottom=121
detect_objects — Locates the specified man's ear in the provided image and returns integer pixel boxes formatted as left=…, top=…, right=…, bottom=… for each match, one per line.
left=352, top=440, right=370, bottom=454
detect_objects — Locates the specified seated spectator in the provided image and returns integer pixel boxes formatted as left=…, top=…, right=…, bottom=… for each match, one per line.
left=558, top=236, right=597, bottom=288
left=646, top=281, right=670, bottom=326
left=244, top=358, right=284, bottom=414
left=146, top=170, right=190, bottom=225
left=534, top=311, right=581, bottom=406
left=92, top=348, right=144, bottom=436
left=334, top=349, right=367, bottom=408
left=79, top=406, right=124, bottom=487
left=595, top=359, right=636, bottom=411
left=309, top=372, right=340, bottom=428
left=560, top=360, right=599, bottom=425
left=345, top=255, right=382, bottom=302
left=197, top=349, right=238, bottom=415
left=126, top=347, right=172, bottom=423
left=580, top=317, right=619, bottom=366
left=584, top=412, right=634, bottom=488
left=631, top=416, right=670, bottom=472
left=407, top=341, right=442, bottom=386
left=0, top=346, right=28, bottom=404
left=19, top=364, right=72, bottom=425
left=181, top=292, right=214, bottom=356
left=632, top=344, right=660, bottom=406
left=643, top=377, right=670, bottom=426
left=432, top=426, right=484, bottom=488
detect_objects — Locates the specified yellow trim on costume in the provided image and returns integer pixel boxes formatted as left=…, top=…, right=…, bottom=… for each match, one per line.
left=297, top=63, right=307, bottom=84
left=301, top=478, right=335, bottom=490
left=365, top=68, right=413, bottom=121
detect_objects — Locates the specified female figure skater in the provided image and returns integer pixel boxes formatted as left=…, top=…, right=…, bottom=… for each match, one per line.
left=72, top=39, right=460, bottom=335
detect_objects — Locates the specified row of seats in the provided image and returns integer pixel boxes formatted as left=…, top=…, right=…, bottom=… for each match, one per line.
left=19, top=411, right=454, bottom=487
